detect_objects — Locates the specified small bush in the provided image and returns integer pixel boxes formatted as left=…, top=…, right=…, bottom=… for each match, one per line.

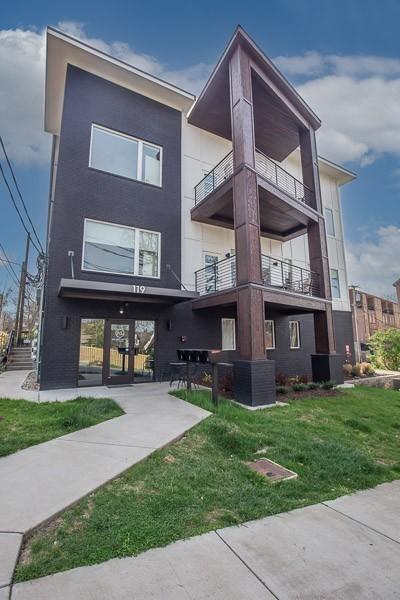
left=361, top=362, right=375, bottom=376
left=307, top=382, right=320, bottom=390
left=276, top=372, right=288, bottom=386
left=201, top=372, right=212, bottom=385
left=320, top=380, right=335, bottom=390
left=343, top=363, right=353, bottom=377
left=351, top=363, right=362, bottom=377
left=276, top=385, right=288, bottom=395
left=291, top=383, right=308, bottom=392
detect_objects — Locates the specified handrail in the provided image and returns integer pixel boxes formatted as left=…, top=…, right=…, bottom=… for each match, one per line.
left=194, top=255, right=321, bottom=298
left=0, top=329, right=15, bottom=364
left=193, top=149, right=314, bottom=208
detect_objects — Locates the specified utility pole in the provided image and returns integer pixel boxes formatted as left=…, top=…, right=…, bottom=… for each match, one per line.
left=16, top=233, right=30, bottom=345
left=350, top=284, right=361, bottom=363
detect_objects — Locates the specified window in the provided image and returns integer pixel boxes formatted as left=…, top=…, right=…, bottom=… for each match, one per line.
left=83, top=219, right=160, bottom=278
left=330, top=269, right=341, bottom=298
left=221, top=318, right=236, bottom=351
left=325, top=208, right=335, bottom=236
left=89, top=124, right=162, bottom=187
left=289, top=321, right=301, bottom=349
left=78, top=319, right=105, bottom=386
left=265, top=320, right=275, bottom=349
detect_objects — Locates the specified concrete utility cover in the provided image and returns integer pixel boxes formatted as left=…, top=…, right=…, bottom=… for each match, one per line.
left=247, top=458, right=297, bottom=482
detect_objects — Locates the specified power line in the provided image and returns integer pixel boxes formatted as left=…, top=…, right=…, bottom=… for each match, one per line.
left=0, top=162, right=42, bottom=255
left=0, top=136, right=44, bottom=254
left=0, top=242, right=18, bottom=284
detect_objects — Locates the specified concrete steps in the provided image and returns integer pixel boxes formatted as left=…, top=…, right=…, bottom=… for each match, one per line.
left=6, top=347, right=32, bottom=371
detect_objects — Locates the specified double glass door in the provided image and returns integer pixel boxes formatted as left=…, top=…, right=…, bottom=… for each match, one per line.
left=104, top=319, right=155, bottom=385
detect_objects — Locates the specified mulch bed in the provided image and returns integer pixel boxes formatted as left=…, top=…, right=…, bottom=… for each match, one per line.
left=279, top=389, right=341, bottom=401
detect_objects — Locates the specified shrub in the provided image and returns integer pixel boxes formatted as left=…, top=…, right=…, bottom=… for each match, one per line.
left=360, top=362, right=375, bottom=376
left=276, top=385, right=288, bottom=394
left=307, top=382, right=320, bottom=390
left=369, top=328, right=400, bottom=371
left=320, top=380, right=335, bottom=390
left=343, top=363, right=353, bottom=377
left=291, top=383, right=308, bottom=392
left=351, top=363, right=362, bottom=377
left=276, top=372, right=288, bottom=386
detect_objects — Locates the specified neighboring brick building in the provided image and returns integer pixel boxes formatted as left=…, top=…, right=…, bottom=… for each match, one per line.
left=349, top=287, right=400, bottom=360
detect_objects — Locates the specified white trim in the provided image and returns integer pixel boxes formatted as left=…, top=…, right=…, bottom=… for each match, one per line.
left=221, top=318, right=236, bottom=351
left=265, top=319, right=275, bottom=350
left=82, top=218, right=161, bottom=279
left=89, top=124, right=163, bottom=187
left=289, top=320, right=301, bottom=349
left=47, top=27, right=195, bottom=101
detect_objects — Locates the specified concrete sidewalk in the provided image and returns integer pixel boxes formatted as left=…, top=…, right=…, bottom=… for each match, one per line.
left=0, top=381, right=210, bottom=594
left=10, top=480, right=400, bottom=599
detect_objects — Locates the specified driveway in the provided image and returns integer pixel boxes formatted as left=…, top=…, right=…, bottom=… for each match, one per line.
left=9, top=480, right=400, bottom=599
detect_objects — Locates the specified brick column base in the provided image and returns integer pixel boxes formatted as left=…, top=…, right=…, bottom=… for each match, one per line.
left=311, top=353, right=344, bottom=384
left=233, top=359, right=276, bottom=406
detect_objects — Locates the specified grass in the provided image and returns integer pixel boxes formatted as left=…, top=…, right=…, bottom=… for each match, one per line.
left=0, top=396, right=124, bottom=457
left=15, top=387, right=400, bottom=583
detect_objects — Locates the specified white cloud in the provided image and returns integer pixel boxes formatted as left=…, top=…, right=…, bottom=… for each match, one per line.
left=274, top=52, right=400, bottom=78
left=346, top=226, right=400, bottom=298
left=0, top=22, right=210, bottom=166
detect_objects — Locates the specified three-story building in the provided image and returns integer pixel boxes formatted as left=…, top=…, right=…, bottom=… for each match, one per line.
left=38, top=26, right=355, bottom=405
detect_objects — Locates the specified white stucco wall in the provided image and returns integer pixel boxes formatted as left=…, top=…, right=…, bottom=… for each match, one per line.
left=181, top=115, right=351, bottom=311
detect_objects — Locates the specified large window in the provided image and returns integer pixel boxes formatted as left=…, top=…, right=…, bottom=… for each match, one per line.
left=265, top=320, right=275, bottom=350
left=89, top=124, right=162, bottom=187
left=289, top=321, right=301, bottom=349
left=83, top=219, right=160, bottom=278
left=330, top=269, right=341, bottom=298
left=324, top=208, right=335, bottom=237
left=221, top=318, right=236, bottom=351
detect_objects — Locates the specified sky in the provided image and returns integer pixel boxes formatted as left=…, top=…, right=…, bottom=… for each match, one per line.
left=0, top=0, right=400, bottom=307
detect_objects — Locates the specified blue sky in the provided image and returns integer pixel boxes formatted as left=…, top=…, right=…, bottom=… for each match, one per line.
left=1, top=0, right=399, bottom=305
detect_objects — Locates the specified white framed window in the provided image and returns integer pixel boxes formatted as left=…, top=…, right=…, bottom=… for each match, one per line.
left=221, top=318, right=236, bottom=351
left=82, top=219, right=161, bottom=278
left=89, top=124, right=162, bottom=187
left=330, top=269, right=341, bottom=298
left=324, top=208, right=335, bottom=237
left=265, top=320, right=275, bottom=350
left=289, top=320, right=301, bottom=349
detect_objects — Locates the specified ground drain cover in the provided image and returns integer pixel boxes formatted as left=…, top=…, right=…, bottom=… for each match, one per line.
left=247, top=458, right=297, bottom=482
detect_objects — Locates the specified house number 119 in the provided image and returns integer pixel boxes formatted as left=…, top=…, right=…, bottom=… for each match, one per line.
left=132, top=285, right=146, bottom=294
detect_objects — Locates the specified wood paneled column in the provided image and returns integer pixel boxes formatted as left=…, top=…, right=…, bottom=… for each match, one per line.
left=300, top=127, right=336, bottom=355
left=229, top=44, right=265, bottom=360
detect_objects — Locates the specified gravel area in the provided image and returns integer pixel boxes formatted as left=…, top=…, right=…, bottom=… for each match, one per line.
left=21, top=372, right=39, bottom=391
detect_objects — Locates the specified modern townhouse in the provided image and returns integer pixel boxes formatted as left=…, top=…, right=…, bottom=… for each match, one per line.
left=38, top=26, right=355, bottom=405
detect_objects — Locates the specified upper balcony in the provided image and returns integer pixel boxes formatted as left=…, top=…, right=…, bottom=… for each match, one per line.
left=191, top=148, right=320, bottom=242
left=195, top=254, right=321, bottom=298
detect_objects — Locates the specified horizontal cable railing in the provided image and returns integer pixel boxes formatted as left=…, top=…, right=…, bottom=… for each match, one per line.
left=194, top=152, right=233, bottom=204
left=261, top=255, right=321, bottom=297
left=195, top=255, right=236, bottom=296
left=195, top=255, right=321, bottom=298
left=194, top=149, right=314, bottom=208
left=255, top=150, right=314, bottom=207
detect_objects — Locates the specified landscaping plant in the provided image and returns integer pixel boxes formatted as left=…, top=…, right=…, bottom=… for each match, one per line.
left=369, top=328, right=400, bottom=371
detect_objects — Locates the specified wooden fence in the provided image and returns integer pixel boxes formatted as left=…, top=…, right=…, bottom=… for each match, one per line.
left=80, top=345, right=148, bottom=371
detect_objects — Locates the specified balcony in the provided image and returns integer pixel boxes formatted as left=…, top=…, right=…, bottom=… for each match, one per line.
left=195, top=254, right=321, bottom=298
left=195, top=149, right=314, bottom=207
left=192, top=150, right=319, bottom=242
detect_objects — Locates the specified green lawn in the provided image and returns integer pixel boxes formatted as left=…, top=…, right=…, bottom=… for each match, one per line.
left=0, top=397, right=124, bottom=457
left=15, top=387, right=400, bottom=583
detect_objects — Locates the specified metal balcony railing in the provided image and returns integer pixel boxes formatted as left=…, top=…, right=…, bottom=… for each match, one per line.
left=195, top=255, right=321, bottom=298
left=194, top=149, right=314, bottom=207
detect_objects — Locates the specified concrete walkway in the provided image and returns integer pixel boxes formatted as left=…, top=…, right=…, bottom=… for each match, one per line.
left=9, top=480, right=400, bottom=599
left=0, top=375, right=210, bottom=595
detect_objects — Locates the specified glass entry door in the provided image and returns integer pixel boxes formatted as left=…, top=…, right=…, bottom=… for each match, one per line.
left=104, top=319, right=156, bottom=385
